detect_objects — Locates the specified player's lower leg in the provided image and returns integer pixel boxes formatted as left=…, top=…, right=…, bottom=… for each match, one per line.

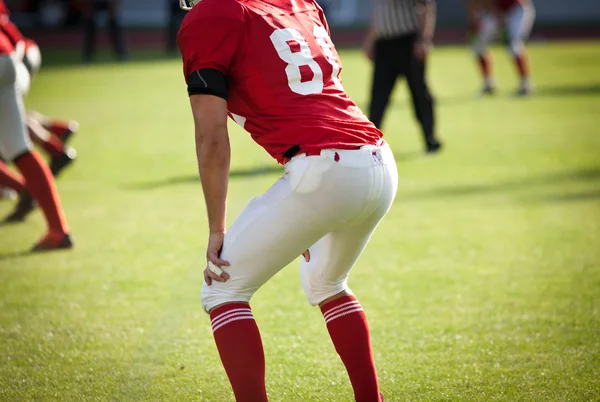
left=477, top=53, right=495, bottom=94
left=13, top=151, right=72, bottom=250
left=29, top=111, right=79, bottom=144
left=513, top=51, right=532, bottom=95
left=210, top=303, right=268, bottom=402
left=320, top=293, right=383, bottom=402
left=508, top=38, right=532, bottom=95
left=45, top=119, right=79, bottom=144
left=0, top=161, right=26, bottom=193
left=0, top=161, right=34, bottom=223
left=28, top=119, right=77, bottom=177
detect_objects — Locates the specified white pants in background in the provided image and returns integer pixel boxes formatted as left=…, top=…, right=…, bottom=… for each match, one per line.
left=201, top=143, right=398, bottom=312
left=0, top=53, right=31, bottom=161
left=473, top=1, right=536, bottom=56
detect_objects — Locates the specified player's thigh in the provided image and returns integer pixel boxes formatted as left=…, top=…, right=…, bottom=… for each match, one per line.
left=200, top=176, right=334, bottom=312
left=0, top=61, right=31, bottom=162
left=506, top=3, right=535, bottom=41
left=300, top=224, right=375, bottom=306
left=300, top=158, right=398, bottom=306
left=475, top=14, right=498, bottom=50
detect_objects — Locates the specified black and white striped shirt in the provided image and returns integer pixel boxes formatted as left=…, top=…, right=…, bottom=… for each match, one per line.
left=371, top=0, right=432, bottom=39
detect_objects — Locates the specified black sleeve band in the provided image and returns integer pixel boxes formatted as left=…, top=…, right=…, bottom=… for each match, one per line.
left=187, top=68, right=229, bottom=100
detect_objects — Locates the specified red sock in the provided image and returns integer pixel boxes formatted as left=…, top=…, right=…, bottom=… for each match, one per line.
left=34, top=133, right=65, bottom=158
left=478, top=54, right=492, bottom=79
left=14, top=151, right=69, bottom=235
left=46, top=120, right=75, bottom=140
left=210, top=303, right=267, bottom=402
left=514, top=53, right=530, bottom=78
left=0, top=161, right=26, bottom=193
left=321, top=296, right=382, bottom=402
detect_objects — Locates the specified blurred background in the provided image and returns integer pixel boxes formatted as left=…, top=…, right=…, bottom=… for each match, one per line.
left=3, top=0, right=600, bottom=52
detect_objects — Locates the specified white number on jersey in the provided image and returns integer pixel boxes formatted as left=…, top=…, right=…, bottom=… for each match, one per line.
left=269, top=25, right=343, bottom=96
left=313, top=25, right=343, bottom=91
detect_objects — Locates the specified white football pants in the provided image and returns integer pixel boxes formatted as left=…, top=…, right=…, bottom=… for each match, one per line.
left=0, top=53, right=31, bottom=162
left=473, top=2, right=536, bottom=56
left=201, top=143, right=398, bottom=312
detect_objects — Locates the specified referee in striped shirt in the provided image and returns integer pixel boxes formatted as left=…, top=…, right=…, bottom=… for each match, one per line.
left=364, top=0, right=441, bottom=153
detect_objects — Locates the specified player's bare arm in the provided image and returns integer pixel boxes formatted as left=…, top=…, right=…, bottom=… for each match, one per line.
left=189, top=94, right=231, bottom=286
left=415, top=0, right=437, bottom=60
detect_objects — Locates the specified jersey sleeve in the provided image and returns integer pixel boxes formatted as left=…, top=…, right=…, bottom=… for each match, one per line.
left=177, top=2, right=245, bottom=82
left=0, top=0, right=9, bottom=16
left=0, top=17, right=24, bottom=46
left=0, top=31, right=13, bottom=54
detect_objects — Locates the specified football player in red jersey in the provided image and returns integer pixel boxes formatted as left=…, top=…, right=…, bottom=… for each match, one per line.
left=468, top=0, right=536, bottom=95
left=0, top=29, right=72, bottom=250
left=177, top=0, right=397, bottom=400
left=0, top=1, right=79, bottom=221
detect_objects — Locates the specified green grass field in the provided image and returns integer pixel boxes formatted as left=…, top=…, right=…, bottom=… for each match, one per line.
left=0, top=41, right=599, bottom=401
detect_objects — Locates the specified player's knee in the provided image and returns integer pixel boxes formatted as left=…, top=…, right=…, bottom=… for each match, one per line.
left=15, top=62, right=31, bottom=96
left=300, top=259, right=349, bottom=306
left=472, top=41, right=486, bottom=57
left=508, top=38, right=524, bottom=57
left=23, top=40, right=42, bottom=79
left=200, top=282, right=253, bottom=314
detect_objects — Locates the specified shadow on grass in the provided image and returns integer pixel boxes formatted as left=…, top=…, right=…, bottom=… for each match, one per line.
left=0, top=250, right=37, bottom=262
left=129, top=165, right=283, bottom=190
left=533, top=189, right=600, bottom=203
left=400, top=167, right=600, bottom=202
left=534, top=83, right=600, bottom=97
left=394, top=151, right=423, bottom=162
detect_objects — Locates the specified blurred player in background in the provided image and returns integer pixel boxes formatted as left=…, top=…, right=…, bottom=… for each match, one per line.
left=178, top=0, right=397, bottom=400
left=0, top=27, right=72, bottom=250
left=468, top=0, right=536, bottom=95
left=0, top=1, right=79, bottom=221
left=81, top=0, right=127, bottom=62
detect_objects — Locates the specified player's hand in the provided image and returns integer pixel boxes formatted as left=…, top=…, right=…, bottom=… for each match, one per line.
left=204, top=232, right=230, bottom=286
left=302, top=249, right=311, bottom=262
left=363, top=36, right=375, bottom=62
left=414, top=39, right=432, bottom=61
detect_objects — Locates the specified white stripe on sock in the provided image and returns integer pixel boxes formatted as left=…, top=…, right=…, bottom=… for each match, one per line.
left=211, top=308, right=252, bottom=328
left=212, top=315, right=255, bottom=333
left=325, top=307, right=364, bottom=324
left=324, top=303, right=363, bottom=321
left=323, top=300, right=360, bottom=320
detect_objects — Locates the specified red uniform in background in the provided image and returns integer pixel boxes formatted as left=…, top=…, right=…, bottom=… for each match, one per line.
left=0, top=0, right=24, bottom=47
left=496, top=0, right=523, bottom=13
left=178, top=0, right=382, bottom=164
left=470, top=0, right=535, bottom=95
left=0, top=0, right=79, bottom=229
left=0, top=28, right=13, bottom=54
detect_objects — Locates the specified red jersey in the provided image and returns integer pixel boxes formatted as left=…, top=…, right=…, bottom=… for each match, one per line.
left=0, top=0, right=8, bottom=16
left=0, top=0, right=23, bottom=47
left=496, top=0, right=523, bottom=12
left=178, top=0, right=382, bottom=164
left=0, top=30, right=13, bottom=55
